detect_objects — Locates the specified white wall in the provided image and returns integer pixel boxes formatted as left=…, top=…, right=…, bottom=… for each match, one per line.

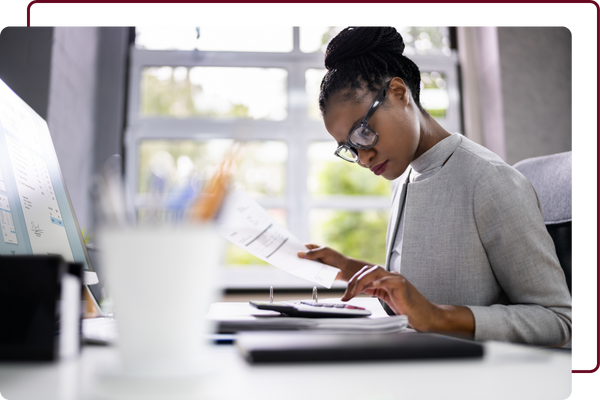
left=498, top=27, right=572, bottom=165
left=458, top=27, right=572, bottom=165
left=47, top=27, right=99, bottom=231
left=93, top=27, right=129, bottom=175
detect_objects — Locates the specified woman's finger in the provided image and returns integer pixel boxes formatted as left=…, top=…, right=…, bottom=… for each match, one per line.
left=304, top=243, right=320, bottom=250
left=369, top=275, right=407, bottom=300
left=342, top=265, right=387, bottom=301
left=344, top=265, right=376, bottom=297
left=368, top=275, right=420, bottom=316
left=371, top=274, right=407, bottom=288
left=298, top=244, right=326, bottom=260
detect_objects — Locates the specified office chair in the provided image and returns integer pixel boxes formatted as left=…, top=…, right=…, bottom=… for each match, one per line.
left=513, top=151, right=572, bottom=294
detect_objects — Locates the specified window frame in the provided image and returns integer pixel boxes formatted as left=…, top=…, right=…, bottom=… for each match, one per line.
left=124, top=27, right=461, bottom=289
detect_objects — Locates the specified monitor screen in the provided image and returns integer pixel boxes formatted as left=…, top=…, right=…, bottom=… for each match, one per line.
left=0, top=78, right=98, bottom=285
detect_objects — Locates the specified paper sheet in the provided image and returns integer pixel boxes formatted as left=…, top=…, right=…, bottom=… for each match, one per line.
left=215, top=188, right=340, bottom=288
left=207, top=298, right=408, bottom=334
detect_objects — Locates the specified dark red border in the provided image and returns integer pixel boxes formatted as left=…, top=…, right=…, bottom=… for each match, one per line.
left=24, top=0, right=600, bottom=376
left=572, top=1, right=600, bottom=376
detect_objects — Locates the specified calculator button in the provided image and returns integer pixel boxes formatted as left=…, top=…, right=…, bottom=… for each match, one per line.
left=323, top=304, right=334, bottom=308
left=334, top=304, right=345, bottom=308
left=346, top=305, right=366, bottom=310
left=312, top=303, right=323, bottom=307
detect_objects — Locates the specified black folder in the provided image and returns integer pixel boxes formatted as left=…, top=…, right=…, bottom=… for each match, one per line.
left=236, top=331, right=483, bottom=364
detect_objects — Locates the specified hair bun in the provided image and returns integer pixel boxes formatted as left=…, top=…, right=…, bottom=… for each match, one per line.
left=324, top=27, right=405, bottom=70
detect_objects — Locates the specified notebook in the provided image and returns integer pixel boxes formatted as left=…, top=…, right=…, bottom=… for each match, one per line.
left=236, top=331, right=484, bottom=363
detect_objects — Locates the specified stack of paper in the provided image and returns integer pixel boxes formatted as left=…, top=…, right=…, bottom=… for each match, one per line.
left=208, top=298, right=408, bottom=334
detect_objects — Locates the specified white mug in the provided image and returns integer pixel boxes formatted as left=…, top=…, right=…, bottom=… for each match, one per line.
left=99, top=224, right=224, bottom=377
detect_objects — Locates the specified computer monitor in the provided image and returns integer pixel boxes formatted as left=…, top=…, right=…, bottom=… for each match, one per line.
left=0, top=78, right=98, bottom=286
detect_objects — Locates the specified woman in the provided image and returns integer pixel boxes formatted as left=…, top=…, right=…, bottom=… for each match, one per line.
left=298, top=27, right=571, bottom=346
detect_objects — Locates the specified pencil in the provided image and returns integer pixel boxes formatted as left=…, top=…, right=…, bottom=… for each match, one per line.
left=189, top=142, right=240, bottom=222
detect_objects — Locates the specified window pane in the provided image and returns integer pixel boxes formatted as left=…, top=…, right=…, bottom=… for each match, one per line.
left=421, top=71, right=449, bottom=118
left=138, top=139, right=225, bottom=196
left=308, top=142, right=391, bottom=196
left=300, top=27, right=342, bottom=53
left=300, top=26, right=451, bottom=56
left=140, top=67, right=288, bottom=120
left=137, top=140, right=287, bottom=198
left=135, top=27, right=293, bottom=52
left=235, top=141, right=288, bottom=197
left=397, top=27, right=451, bottom=56
left=306, top=69, right=326, bottom=120
left=310, top=209, right=389, bottom=267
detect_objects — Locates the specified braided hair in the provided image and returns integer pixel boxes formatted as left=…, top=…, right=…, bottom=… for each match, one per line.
left=319, top=27, right=427, bottom=116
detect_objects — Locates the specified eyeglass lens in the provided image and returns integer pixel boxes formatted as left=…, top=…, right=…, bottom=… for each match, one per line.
left=350, top=126, right=377, bottom=147
left=337, top=146, right=358, bottom=161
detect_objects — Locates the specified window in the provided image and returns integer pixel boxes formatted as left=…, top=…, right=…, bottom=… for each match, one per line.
left=125, top=27, right=461, bottom=288
left=140, top=67, right=288, bottom=119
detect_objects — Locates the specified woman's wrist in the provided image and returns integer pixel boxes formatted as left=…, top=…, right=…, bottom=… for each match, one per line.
left=428, top=305, right=475, bottom=339
left=342, top=258, right=374, bottom=281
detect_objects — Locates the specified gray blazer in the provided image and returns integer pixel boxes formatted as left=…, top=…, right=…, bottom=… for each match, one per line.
left=384, top=135, right=572, bottom=346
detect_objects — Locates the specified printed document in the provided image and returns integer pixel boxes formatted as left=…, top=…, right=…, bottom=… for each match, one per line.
left=216, top=188, right=340, bottom=288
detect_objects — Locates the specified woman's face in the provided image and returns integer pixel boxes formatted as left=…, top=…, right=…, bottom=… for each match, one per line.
left=323, top=78, right=422, bottom=181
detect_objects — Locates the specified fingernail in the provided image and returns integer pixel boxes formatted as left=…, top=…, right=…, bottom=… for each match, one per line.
left=298, top=252, right=305, bottom=258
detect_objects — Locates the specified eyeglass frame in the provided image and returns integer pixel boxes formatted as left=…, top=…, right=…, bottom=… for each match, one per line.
left=334, top=79, right=392, bottom=163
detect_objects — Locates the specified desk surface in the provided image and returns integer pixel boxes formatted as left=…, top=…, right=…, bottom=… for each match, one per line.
left=0, top=340, right=571, bottom=400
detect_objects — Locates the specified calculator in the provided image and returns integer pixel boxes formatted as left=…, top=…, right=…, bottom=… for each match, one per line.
left=249, top=301, right=372, bottom=318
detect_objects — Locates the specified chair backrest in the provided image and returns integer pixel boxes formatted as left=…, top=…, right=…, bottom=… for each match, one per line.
left=513, top=151, right=572, bottom=294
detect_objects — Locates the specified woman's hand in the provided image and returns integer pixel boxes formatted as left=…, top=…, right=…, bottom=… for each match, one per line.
left=297, top=244, right=371, bottom=281
left=342, top=265, right=439, bottom=331
left=342, top=265, right=475, bottom=337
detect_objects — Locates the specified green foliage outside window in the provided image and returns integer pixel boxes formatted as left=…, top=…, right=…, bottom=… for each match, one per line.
left=226, top=243, right=269, bottom=266
left=312, top=159, right=390, bottom=267
left=314, top=209, right=389, bottom=267
left=312, top=159, right=391, bottom=196
left=141, top=67, right=251, bottom=118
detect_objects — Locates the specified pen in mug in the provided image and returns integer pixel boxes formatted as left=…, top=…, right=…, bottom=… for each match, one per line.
left=189, top=141, right=242, bottom=222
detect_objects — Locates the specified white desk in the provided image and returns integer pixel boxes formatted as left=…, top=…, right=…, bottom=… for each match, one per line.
left=0, top=340, right=571, bottom=400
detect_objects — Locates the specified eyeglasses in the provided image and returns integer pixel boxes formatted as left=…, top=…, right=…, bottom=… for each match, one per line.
left=334, top=80, right=391, bottom=163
